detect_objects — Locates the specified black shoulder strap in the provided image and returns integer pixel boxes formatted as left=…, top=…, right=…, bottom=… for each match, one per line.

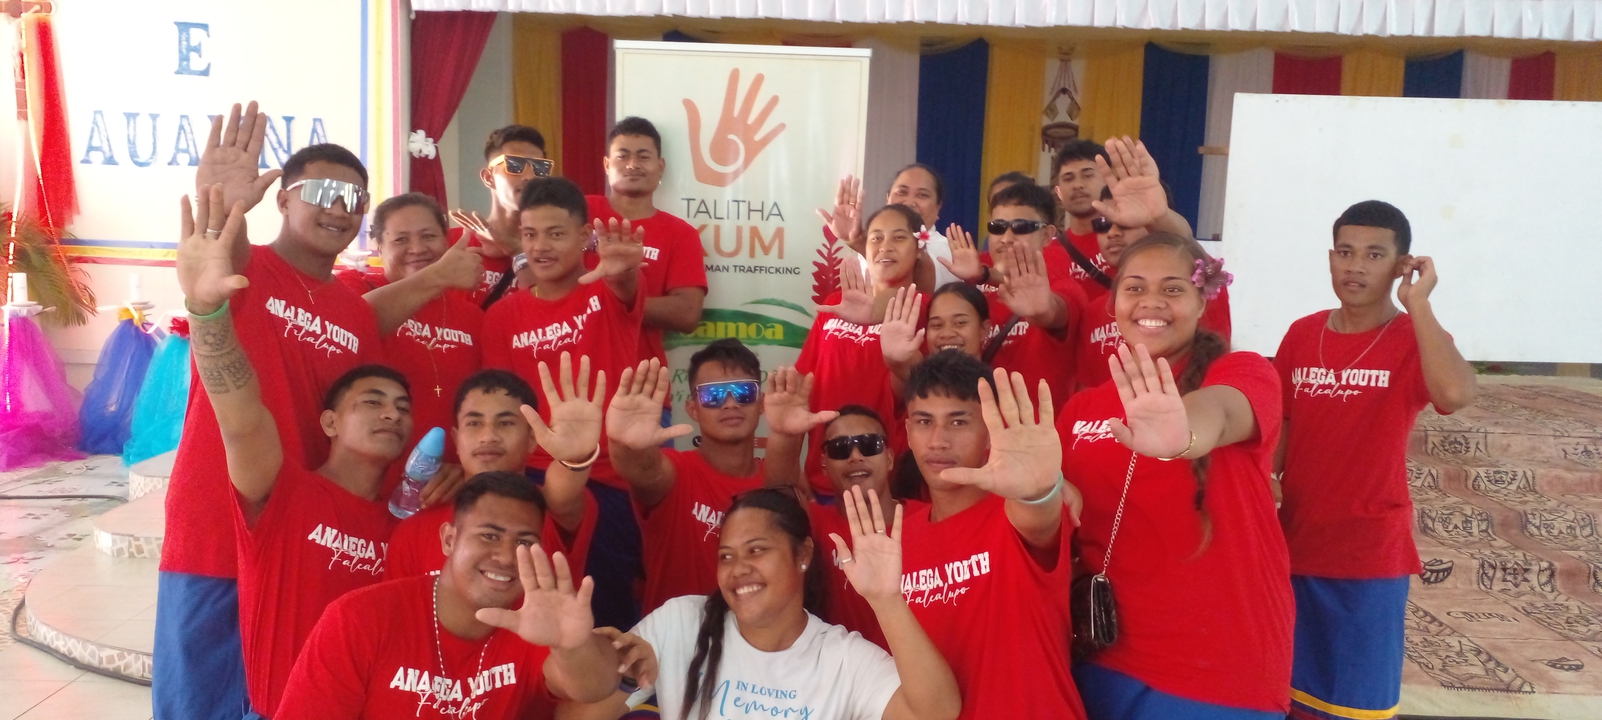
left=982, top=315, right=1026, bottom=364
left=480, top=269, right=516, bottom=310
left=1060, top=234, right=1112, bottom=289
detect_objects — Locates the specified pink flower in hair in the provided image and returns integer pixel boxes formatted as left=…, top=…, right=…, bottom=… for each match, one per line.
left=1192, top=257, right=1233, bottom=300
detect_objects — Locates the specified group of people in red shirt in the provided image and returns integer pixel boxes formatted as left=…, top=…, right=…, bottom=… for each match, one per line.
left=151, top=98, right=1477, bottom=720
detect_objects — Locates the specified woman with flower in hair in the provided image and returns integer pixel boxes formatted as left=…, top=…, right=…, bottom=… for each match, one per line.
left=1058, top=232, right=1293, bottom=719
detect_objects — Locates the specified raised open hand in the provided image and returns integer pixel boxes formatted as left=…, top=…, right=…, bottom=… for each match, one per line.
left=178, top=184, right=250, bottom=315
left=578, top=218, right=646, bottom=284
left=450, top=209, right=494, bottom=244
left=594, top=627, right=659, bottom=690
left=685, top=69, right=787, bottom=187
left=1107, top=344, right=1192, bottom=458
left=879, top=285, right=925, bottom=366
left=939, top=368, right=1062, bottom=501
left=816, top=176, right=864, bottom=248
left=763, top=366, right=837, bottom=436
left=1397, top=255, right=1437, bottom=312
left=936, top=223, right=984, bottom=283
left=524, top=352, right=606, bottom=464
left=815, top=255, right=875, bottom=325
left=476, top=545, right=595, bottom=650
left=996, top=243, right=1054, bottom=320
left=1092, top=136, right=1169, bottom=230
left=197, top=102, right=282, bottom=214
left=828, top=486, right=904, bottom=607
left=607, top=359, right=694, bottom=450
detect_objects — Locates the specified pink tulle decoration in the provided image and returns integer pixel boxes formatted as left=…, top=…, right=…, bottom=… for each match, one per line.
left=1, top=310, right=84, bottom=471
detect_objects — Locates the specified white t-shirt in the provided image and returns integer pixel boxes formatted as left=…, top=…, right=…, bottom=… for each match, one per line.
left=630, top=596, right=902, bottom=720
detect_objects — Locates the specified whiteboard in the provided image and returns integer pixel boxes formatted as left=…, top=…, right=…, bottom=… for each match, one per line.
left=1222, top=94, right=1602, bottom=363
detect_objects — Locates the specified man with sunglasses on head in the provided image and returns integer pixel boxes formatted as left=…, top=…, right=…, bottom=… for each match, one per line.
left=603, top=339, right=769, bottom=614
left=588, top=117, right=708, bottom=368
left=447, top=125, right=553, bottom=308
left=155, top=102, right=385, bottom=720
left=940, top=181, right=1087, bottom=409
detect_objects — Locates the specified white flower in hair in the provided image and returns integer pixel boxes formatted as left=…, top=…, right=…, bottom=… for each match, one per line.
left=916, top=224, right=931, bottom=250
left=407, top=129, right=438, bottom=160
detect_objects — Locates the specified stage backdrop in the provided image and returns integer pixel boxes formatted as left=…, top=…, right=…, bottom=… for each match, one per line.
left=1224, top=93, right=1602, bottom=364
left=613, top=40, right=870, bottom=432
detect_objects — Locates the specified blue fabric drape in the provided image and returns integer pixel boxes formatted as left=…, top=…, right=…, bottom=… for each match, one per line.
left=916, top=40, right=989, bottom=235
left=1139, top=43, right=1210, bottom=233
left=1403, top=51, right=1465, bottom=98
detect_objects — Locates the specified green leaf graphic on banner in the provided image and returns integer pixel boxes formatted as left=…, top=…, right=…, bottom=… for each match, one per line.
left=744, top=297, right=813, bottom=318
left=664, top=308, right=810, bottom=350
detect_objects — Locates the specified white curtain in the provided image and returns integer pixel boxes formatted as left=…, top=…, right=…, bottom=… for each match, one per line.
left=414, top=0, right=1602, bottom=40
left=1460, top=50, right=1512, bottom=100
left=855, top=37, right=920, bottom=217
left=1195, top=47, right=1273, bottom=244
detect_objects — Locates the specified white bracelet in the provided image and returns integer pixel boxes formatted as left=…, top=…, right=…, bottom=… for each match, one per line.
left=1018, top=473, right=1065, bottom=505
left=558, top=444, right=601, bottom=471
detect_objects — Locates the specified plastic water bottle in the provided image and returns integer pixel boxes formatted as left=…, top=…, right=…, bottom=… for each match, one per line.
left=389, top=427, right=445, bottom=519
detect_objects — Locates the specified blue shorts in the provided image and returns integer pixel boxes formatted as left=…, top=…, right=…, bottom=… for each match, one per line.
left=532, top=466, right=644, bottom=631
left=1075, top=662, right=1284, bottom=720
left=152, top=572, right=249, bottom=720
left=1290, top=575, right=1409, bottom=720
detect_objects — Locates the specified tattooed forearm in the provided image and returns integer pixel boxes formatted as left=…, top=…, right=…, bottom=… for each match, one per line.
left=191, top=313, right=256, bottom=395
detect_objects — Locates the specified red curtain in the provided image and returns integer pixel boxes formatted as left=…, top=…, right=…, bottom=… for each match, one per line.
left=561, top=27, right=610, bottom=196
left=1508, top=52, right=1556, bottom=100
left=19, top=14, right=77, bottom=229
left=1272, top=54, right=1342, bottom=95
left=409, top=11, right=497, bottom=208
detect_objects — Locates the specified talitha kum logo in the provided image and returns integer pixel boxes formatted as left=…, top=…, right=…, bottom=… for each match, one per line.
left=683, top=68, right=786, bottom=187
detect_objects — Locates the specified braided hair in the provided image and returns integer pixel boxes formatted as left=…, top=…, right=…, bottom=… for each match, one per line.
left=680, top=488, right=826, bottom=720
left=1113, top=232, right=1231, bottom=550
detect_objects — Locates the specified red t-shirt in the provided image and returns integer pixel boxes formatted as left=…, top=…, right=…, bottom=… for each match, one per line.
left=900, top=495, right=1084, bottom=720
left=1060, top=351, right=1291, bottom=712
left=807, top=502, right=889, bottom=651
left=587, top=196, right=710, bottom=365
left=385, top=491, right=598, bottom=583
left=334, top=270, right=485, bottom=465
left=1073, top=286, right=1233, bottom=391
left=481, top=282, right=644, bottom=488
left=977, top=244, right=1087, bottom=410
left=1274, top=310, right=1431, bottom=579
left=235, top=464, right=398, bottom=717
left=636, top=450, right=764, bottom=614
left=162, top=245, right=380, bottom=578
left=794, top=292, right=925, bottom=497
left=1061, top=229, right=1113, bottom=299
left=447, top=227, right=515, bottom=309
left=275, top=576, right=555, bottom=720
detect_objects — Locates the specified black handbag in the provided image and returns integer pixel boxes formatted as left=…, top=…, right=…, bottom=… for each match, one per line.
left=1071, top=452, right=1138, bottom=661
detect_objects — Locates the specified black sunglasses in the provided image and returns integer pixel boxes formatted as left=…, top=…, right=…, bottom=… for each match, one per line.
left=1091, top=216, right=1113, bottom=234
left=822, top=433, right=888, bottom=461
left=491, top=154, right=555, bottom=178
left=987, top=218, right=1047, bottom=236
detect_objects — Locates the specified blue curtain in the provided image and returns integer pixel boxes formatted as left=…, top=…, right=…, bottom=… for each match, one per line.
left=1139, top=43, right=1210, bottom=233
left=916, top=40, right=989, bottom=235
left=1404, top=51, right=1464, bottom=98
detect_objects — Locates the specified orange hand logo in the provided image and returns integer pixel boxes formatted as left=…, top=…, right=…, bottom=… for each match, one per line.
left=683, top=69, right=786, bottom=187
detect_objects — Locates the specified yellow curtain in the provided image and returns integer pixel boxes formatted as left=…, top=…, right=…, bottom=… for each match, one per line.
left=979, top=41, right=1049, bottom=233
left=1554, top=49, right=1602, bottom=101
left=512, top=16, right=564, bottom=171
left=1340, top=48, right=1405, bottom=97
left=1077, top=43, right=1145, bottom=145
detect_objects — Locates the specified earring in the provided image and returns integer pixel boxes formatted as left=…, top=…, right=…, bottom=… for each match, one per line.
left=801, top=564, right=808, bottom=571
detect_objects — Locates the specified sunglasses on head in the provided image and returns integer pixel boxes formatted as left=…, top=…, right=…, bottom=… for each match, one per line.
left=694, top=380, right=759, bottom=409
left=987, top=218, right=1047, bottom=236
left=490, top=154, right=555, bottom=178
left=286, top=178, right=369, bottom=214
left=1091, top=216, right=1114, bottom=234
left=822, top=433, right=887, bottom=461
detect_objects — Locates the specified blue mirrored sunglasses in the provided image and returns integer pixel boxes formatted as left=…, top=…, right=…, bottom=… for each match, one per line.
left=694, top=380, right=759, bottom=408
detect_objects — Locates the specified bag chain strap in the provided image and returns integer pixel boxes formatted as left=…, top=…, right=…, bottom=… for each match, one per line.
left=1099, top=452, right=1139, bottom=574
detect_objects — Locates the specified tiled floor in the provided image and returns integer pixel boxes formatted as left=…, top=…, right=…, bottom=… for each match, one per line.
left=0, top=456, right=152, bottom=719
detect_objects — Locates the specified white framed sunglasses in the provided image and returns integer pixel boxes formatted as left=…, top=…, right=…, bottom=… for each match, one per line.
left=286, top=178, right=370, bottom=214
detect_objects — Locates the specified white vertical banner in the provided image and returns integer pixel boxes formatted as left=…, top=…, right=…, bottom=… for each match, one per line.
left=613, top=41, right=871, bottom=433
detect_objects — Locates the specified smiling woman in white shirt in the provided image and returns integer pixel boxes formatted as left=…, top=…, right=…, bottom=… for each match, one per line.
left=565, top=485, right=960, bottom=720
